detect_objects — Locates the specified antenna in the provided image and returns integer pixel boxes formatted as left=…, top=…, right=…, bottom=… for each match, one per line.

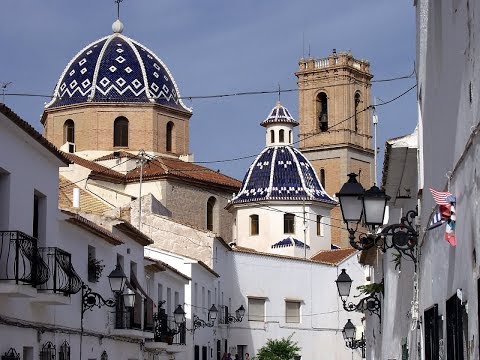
left=114, top=0, right=124, bottom=20
left=308, top=43, right=311, bottom=58
left=302, top=32, right=305, bottom=59
left=1, top=82, right=13, bottom=104
left=373, top=97, right=378, bottom=186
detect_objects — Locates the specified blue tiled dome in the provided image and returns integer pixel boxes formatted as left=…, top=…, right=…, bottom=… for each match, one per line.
left=272, top=237, right=310, bottom=249
left=260, top=101, right=299, bottom=127
left=46, top=24, right=191, bottom=112
left=231, top=146, right=336, bottom=204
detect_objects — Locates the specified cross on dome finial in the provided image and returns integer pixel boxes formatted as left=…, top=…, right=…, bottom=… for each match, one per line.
left=115, top=0, right=124, bottom=20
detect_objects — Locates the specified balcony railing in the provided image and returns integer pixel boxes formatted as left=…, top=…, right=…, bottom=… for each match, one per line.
left=0, top=231, right=48, bottom=286
left=115, top=291, right=142, bottom=330
left=153, top=308, right=186, bottom=345
left=37, top=247, right=82, bottom=295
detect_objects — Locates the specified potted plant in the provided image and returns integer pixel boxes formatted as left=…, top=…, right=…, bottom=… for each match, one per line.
left=88, top=257, right=105, bottom=283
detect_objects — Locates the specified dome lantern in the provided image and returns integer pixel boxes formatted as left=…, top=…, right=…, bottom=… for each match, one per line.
left=261, top=101, right=298, bottom=147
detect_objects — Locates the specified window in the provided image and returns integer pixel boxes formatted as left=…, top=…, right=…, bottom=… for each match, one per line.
left=320, top=169, right=326, bottom=189
left=424, top=304, right=439, bottom=360
left=63, top=119, right=75, bottom=143
left=87, top=245, right=96, bottom=282
left=317, top=92, right=328, bottom=132
left=33, top=191, right=46, bottom=244
left=194, top=282, right=198, bottom=307
left=270, top=130, right=275, bottom=143
left=202, top=346, right=208, bottom=360
left=285, top=301, right=301, bottom=323
left=0, top=169, right=10, bottom=229
left=202, top=286, right=206, bottom=314
left=194, top=346, right=200, bottom=360
left=207, top=196, right=216, bottom=231
left=167, top=287, right=172, bottom=317
left=446, top=294, right=465, bottom=360
left=248, top=298, right=265, bottom=322
left=279, top=129, right=285, bottom=143
left=208, top=290, right=211, bottom=308
left=166, top=121, right=174, bottom=152
left=250, top=214, right=259, bottom=235
left=284, top=213, right=295, bottom=234
left=354, top=92, right=361, bottom=132
left=316, top=215, right=324, bottom=236
left=117, top=253, right=124, bottom=268
left=158, top=284, right=163, bottom=304
left=175, top=291, right=180, bottom=306
left=113, top=116, right=129, bottom=147
left=289, top=130, right=292, bottom=143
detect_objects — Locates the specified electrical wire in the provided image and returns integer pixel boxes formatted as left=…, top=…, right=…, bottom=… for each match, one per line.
left=3, top=70, right=415, bottom=101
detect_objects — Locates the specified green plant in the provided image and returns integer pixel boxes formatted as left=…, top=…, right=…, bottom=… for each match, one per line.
left=256, top=334, right=300, bottom=360
left=88, top=257, right=105, bottom=283
left=356, top=281, right=384, bottom=297
left=391, top=251, right=402, bottom=270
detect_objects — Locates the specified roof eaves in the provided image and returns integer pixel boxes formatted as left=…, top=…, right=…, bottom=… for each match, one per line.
left=0, top=104, right=71, bottom=165
left=114, top=222, right=154, bottom=246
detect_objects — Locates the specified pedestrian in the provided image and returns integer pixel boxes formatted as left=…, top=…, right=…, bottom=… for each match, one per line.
left=234, top=354, right=239, bottom=360
left=227, top=353, right=232, bottom=360
left=221, top=353, right=227, bottom=360
left=245, top=353, right=250, bottom=360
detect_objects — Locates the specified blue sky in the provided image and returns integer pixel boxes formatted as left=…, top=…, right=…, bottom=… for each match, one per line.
left=0, top=1, right=417, bottom=184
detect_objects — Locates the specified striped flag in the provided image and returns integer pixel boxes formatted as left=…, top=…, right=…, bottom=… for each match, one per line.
left=427, top=210, right=444, bottom=230
left=429, top=188, right=453, bottom=205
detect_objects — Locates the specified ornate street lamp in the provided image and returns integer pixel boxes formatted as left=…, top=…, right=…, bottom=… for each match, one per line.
left=336, top=173, right=418, bottom=262
left=81, top=265, right=135, bottom=316
left=342, top=319, right=366, bottom=352
left=226, top=305, right=246, bottom=324
left=174, top=304, right=187, bottom=325
left=187, top=304, right=219, bottom=334
left=335, top=269, right=381, bottom=318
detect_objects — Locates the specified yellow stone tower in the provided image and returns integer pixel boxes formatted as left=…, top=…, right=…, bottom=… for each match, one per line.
left=295, top=50, right=374, bottom=248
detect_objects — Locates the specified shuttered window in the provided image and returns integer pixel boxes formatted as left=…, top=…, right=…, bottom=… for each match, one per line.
left=248, top=298, right=265, bottom=322
left=285, top=301, right=300, bottom=323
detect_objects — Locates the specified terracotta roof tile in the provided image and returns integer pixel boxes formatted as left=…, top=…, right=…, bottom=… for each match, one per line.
left=63, top=152, right=125, bottom=182
left=58, top=176, right=112, bottom=214
left=310, top=249, right=358, bottom=265
left=0, top=104, right=71, bottom=165
left=94, top=151, right=138, bottom=161
left=125, top=157, right=241, bottom=190
left=62, top=210, right=123, bottom=246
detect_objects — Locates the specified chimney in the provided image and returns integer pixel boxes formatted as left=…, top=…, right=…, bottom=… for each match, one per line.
left=73, top=188, right=80, bottom=209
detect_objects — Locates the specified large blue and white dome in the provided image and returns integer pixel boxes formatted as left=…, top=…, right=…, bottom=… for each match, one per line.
left=231, top=102, right=335, bottom=205
left=46, top=21, right=191, bottom=112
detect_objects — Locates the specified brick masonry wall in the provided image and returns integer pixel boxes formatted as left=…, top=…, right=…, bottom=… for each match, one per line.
left=43, top=103, right=191, bottom=155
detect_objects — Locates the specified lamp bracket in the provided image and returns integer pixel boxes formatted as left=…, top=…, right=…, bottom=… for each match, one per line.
left=347, top=208, right=419, bottom=263
left=226, top=313, right=243, bottom=324
left=81, top=283, right=117, bottom=315
left=187, top=314, right=215, bottom=333
left=342, top=292, right=381, bottom=318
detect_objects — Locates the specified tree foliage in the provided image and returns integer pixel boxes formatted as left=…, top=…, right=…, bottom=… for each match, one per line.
left=256, top=334, right=300, bottom=360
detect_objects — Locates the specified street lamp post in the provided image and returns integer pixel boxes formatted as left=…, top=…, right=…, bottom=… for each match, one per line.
left=336, top=173, right=419, bottom=263
left=335, top=269, right=381, bottom=318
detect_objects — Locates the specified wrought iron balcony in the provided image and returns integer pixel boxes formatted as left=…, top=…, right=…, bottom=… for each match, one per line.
left=37, top=247, right=82, bottom=295
left=153, top=308, right=186, bottom=345
left=115, top=291, right=142, bottom=330
left=0, top=231, right=48, bottom=286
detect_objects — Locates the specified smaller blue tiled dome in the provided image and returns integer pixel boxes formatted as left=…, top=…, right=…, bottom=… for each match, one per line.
left=272, top=237, right=310, bottom=249
left=230, top=146, right=336, bottom=204
left=260, top=101, right=299, bottom=127
left=45, top=21, right=191, bottom=112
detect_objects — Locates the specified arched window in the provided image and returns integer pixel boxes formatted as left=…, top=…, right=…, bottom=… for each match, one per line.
left=320, top=169, right=326, bottom=189
left=250, top=214, right=259, bottom=235
left=63, top=119, right=75, bottom=143
left=284, top=213, right=295, bottom=234
left=289, top=130, right=292, bottom=143
left=166, top=121, right=174, bottom=152
left=114, top=117, right=129, bottom=147
left=354, top=92, right=361, bottom=132
left=279, top=129, right=285, bottom=143
left=206, top=197, right=216, bottom=231
left=270, top=130, right=275, bottom=144
left=316, top=92, right=328, bottom=132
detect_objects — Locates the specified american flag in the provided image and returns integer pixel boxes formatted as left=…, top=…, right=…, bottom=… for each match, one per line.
left=429, top=188, right=454, bottom=205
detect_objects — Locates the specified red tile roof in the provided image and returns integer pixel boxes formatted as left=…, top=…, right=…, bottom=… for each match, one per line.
left=69, top=151, right=242, bottom=191
left=0, top=104, right=71, bottom=165
left=114, top=222, right=154, bottom=246
left=310, top=249, right=358, bottom=265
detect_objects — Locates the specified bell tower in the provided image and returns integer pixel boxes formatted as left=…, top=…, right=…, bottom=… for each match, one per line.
left=295, top=50, right=374, bottom=248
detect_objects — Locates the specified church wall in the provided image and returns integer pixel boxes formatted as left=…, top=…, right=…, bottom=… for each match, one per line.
left=228, top=251, right=365, bottom=360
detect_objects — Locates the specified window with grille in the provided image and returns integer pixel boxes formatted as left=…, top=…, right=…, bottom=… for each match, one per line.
left=248, top=298, right=265, bottom=322
left=285, top=301, right=301, bottom=323
left=250, top=214, right=259, bottom=235
left=284, top=213, right=295, bottom=234
left=59, top=341, right=70, bottom=360
left=1, top=348, right=20, bottom=360
left=39, top=342, right=55, bottom=360
left=63, top=120, right=75, bottom=144
left=113, top=117, right=129, bottom=147
left=279, top=129, right=285, bottom=143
